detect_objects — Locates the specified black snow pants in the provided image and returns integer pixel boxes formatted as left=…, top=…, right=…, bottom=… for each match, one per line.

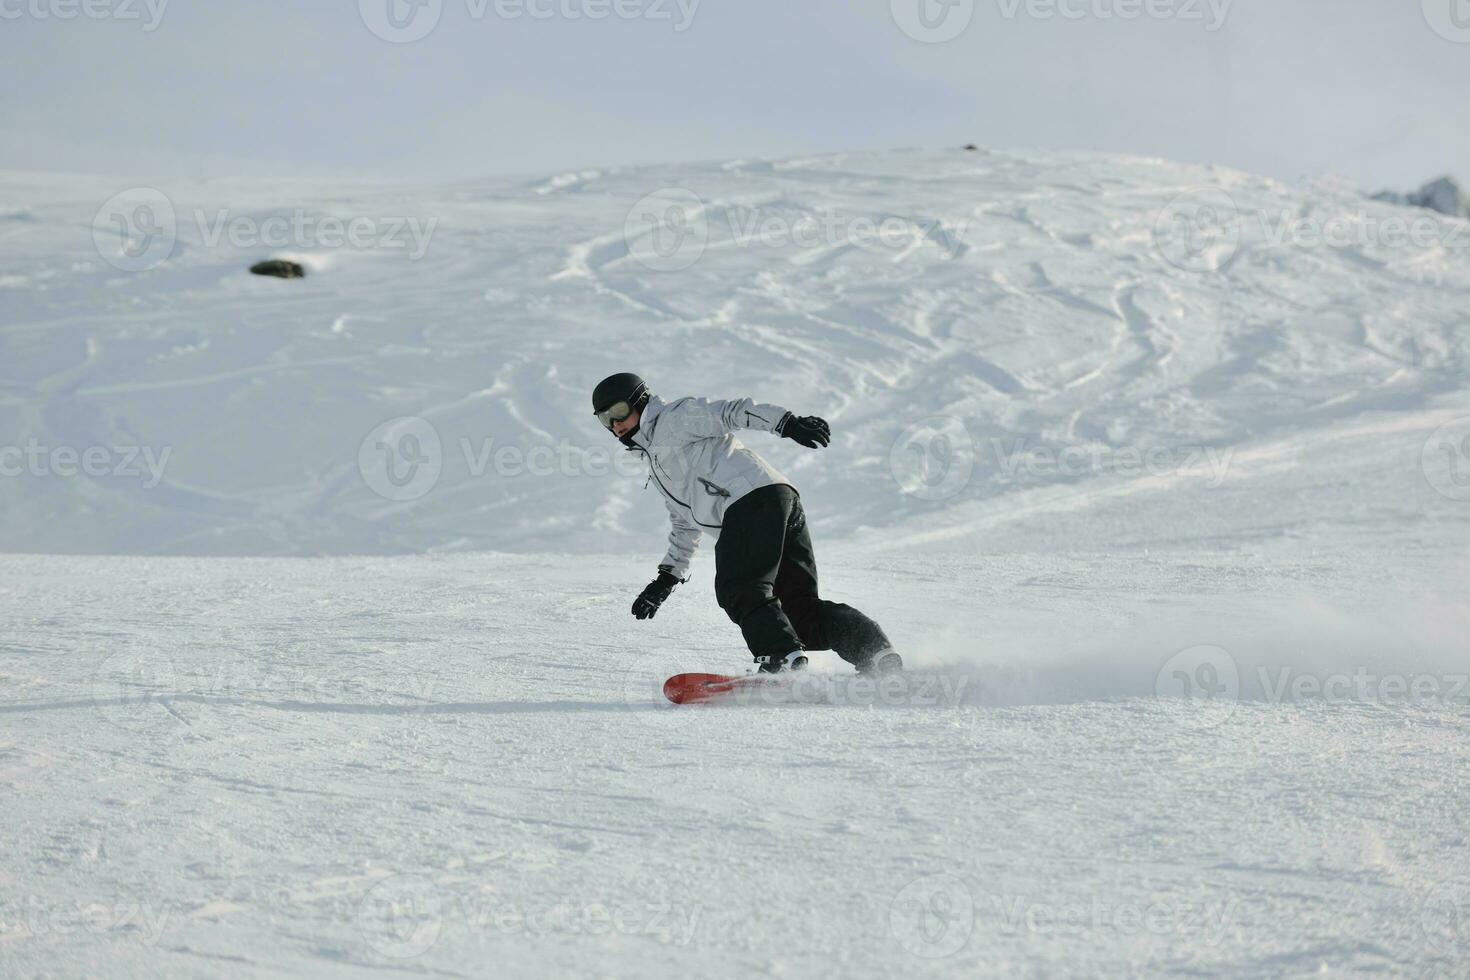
left=714, top=484, right=892, bottom=666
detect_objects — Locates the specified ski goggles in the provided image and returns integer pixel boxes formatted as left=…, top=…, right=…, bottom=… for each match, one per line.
left=595, top=400, right=635, bottom=430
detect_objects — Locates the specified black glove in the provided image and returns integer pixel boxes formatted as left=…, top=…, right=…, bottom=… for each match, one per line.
left=632, top=569, right=680, bottom=620
left=777, top=413, right=831, bottom=449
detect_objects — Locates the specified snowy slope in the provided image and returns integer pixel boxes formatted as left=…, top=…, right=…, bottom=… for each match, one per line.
left=3, top=149, right=1470, bottom=978
left=2, top=148, right=1467, bottom=556
left=4, top=551, right=1469, bottom=978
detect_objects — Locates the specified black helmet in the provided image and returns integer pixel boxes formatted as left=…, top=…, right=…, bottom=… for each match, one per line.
left=592, top=372, right=650, bottom=429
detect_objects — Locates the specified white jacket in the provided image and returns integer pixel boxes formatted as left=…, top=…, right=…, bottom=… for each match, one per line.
left=625, top=394, right=794, bottom=579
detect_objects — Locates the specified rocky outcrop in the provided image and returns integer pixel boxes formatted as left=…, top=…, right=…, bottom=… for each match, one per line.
left=1373, top=176, right=1469, bottom=218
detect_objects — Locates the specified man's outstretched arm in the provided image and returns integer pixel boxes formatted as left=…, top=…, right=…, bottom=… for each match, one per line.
left=656, top=396, right=829, bottom=447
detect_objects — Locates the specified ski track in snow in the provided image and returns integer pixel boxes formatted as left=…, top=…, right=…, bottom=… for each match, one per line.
left=2, top=148, right=1470, bottom=977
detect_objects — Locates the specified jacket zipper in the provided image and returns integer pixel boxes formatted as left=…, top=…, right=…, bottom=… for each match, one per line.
left=632, top=444, right=724, bottom=530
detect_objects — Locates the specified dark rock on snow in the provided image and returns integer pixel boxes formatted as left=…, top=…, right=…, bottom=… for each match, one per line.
left=250, top=259, right=306, bottom=279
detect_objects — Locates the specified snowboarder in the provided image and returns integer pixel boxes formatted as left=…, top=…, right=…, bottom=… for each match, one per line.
left=592, top=372, right=901, bottom=674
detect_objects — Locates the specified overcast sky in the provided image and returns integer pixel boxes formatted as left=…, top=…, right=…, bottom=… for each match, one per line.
left=0, top=0, right=1465, bottom=189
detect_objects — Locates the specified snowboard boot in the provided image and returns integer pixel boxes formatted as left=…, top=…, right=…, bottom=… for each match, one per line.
left=855, top=649, right=903, bottom=675
left=756, top=651, right=808, bottom=674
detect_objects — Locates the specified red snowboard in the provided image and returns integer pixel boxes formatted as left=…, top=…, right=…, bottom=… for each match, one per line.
left=662, top=672, right=791, bottom=705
